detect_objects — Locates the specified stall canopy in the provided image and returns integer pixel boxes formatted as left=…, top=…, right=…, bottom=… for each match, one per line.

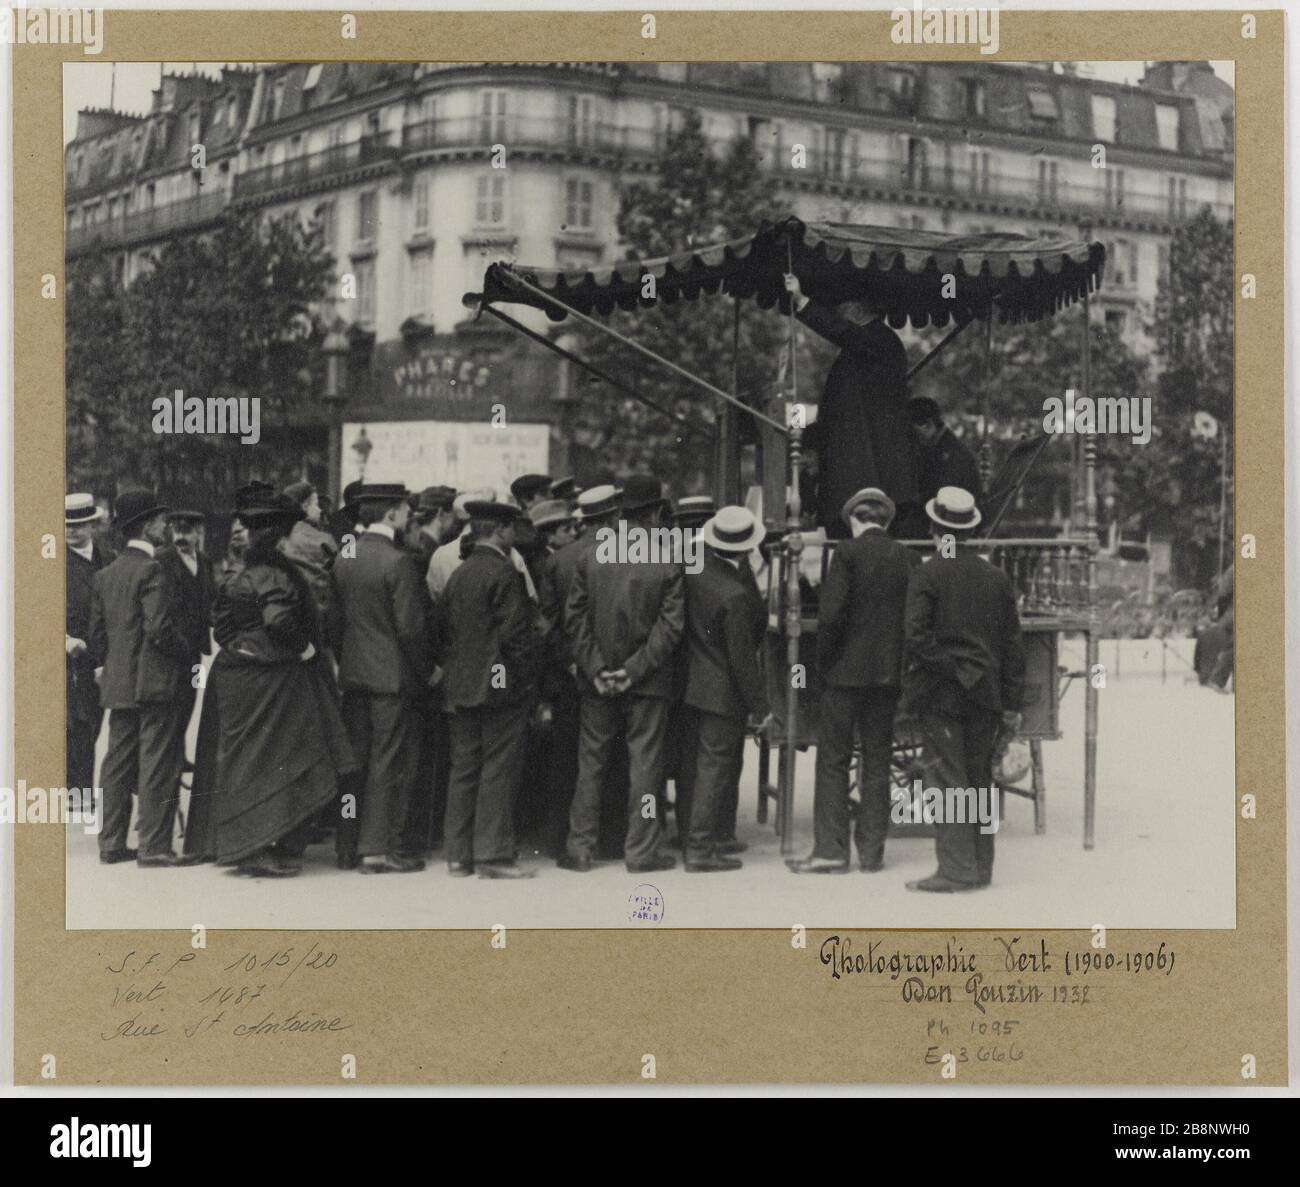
left=472, top=216, right=1106, bottom=330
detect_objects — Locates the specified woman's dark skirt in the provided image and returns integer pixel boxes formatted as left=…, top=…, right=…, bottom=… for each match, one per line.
left=208, top=652, right=358, bottom=865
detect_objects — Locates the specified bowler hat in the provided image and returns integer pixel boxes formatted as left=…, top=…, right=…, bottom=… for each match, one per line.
left=453, top=488, right=497, bottom=521
left=463, top=500, right=521, bottom=525
left=414, top=485, right=457, bottom=514
left=701, top=506, right=765, bottom=554
left=341, top=480, right=365, bottom=509
left=114, top=489, right=170, bottom=535
left=574, top=484, right=622, bottom=522
left=925, top=486, right=982, bottom=531
left=529, top=499, right=572, bottom=530
left=673, top=494, right=716, bottom=527
left=621, top=474, right=668, bottom=514
left=356, top=482, right=409, bottom=505
left=168, top=508, right=207, bottom=525
left=841, top=487, right=896, bottom=528
left=510, top=473, right=553, bottom=505
left=65, top=493, right=104, bottom=524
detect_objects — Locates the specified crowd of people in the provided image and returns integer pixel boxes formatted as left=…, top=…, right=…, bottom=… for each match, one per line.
left=66, top=462, right=1025, bottom=892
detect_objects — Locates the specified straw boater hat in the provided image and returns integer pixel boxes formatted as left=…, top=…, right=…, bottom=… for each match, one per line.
left=673, top=494, right=716, bottom=528
left=65, top=493, right=104, bottom=524
left=573, top=484, right=622, bottom=522
left=701, top=505, right=766, bottom=553
left=840, top=486, right=896, bottom=529
left=548, top=476, right=581, bottom=501
left=528, top=499, right=572, bottom=530
left=925, top=485, right=982, bottom=531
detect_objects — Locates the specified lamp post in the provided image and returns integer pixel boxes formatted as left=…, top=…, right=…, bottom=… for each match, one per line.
left=321, top=316, right=351, bottom=506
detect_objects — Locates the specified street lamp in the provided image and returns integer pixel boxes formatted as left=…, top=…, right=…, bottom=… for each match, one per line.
left=321, top=314, right=351, bottom=506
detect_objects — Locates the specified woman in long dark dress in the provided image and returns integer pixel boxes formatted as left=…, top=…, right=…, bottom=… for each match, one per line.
left=210, top=494, right=357, bottom=877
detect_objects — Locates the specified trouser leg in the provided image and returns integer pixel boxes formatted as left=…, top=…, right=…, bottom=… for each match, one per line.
left=135, top=701, right=185, bottom=857
left=543, top=688, right=580, bottom=856
left=474, top=699, right=530, bottom=863
left=429, top=709, right=451, bottom=848
left=964, top=708, right=1001, bottom=886
left=566, top=693, right=619, bottom=860
left=360, top=694, right=422, bottom=857
left=686, top=711, right=743, bottom=862
left=924, top=708, right=999, bottom=885
left=673, top=706, right=700, bottom=844
left=444, top=709, right=483, bottom=866
left=812, top=684, right=858, bottom=862
left=622, top=695, right=669, bottom=868
left=337, top=691, right=371, bottom=855
left=97, top=707, right=139, bottom=855
left=853, top=687, right=900, bottom=867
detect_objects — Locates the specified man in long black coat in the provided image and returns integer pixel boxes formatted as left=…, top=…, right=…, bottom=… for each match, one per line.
left=65, top=494, right=114, bottom=796
left=88, top=490, right=197, bottom=866
left=789, top=488, right=919, bottom=874
left=783, top=273, right=920, bottom=538
left=330, top=483, right=434, bottom=873
left=902, top=487, right=1025, bottom=892
left=156, top=509, right=215, bottom=766
left=437, top=501, right=540, bottom=878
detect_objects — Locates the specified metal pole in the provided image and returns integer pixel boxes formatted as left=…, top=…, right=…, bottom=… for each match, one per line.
left=1082, top=283, right=1099, bottom=850
left=979, top=312, right=994, bottom=489
left=907, top=317, right=972, bottom=382
left=781, top=238, right=802, bottom=856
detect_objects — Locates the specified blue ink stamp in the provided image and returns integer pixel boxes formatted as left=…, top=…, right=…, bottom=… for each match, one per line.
left=628, top=884, right=665, bottom=924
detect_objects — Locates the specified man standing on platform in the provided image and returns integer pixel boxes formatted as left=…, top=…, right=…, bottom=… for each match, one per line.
left=902, top=486, right=1025, bottom=892
left=907, top=395, right=984, bottom=508
left=788, top=488, right=918, bottom=875
left=559, top=476, right=684, bottom=875
left=65, top=493, right=114, bottom=798
left=678, top=506, right=771, bottom=873
left=88, top=490, right=199, bottom=867
left=438, top=501, right=540, bottom=878
left=330, top=482, right=434, bottom=874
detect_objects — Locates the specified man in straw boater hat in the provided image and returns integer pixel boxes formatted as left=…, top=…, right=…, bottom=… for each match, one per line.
left=437, top=499, right=541, bottom=878
left=676, top=505, right=772, bottom=872
left=65, top=493, right=114, bottom=798
left=559, top=476, right=683, bottom=874
left=329, top=482, right=436, bottom=874
left=788, top=487, right=918, bottom=875
left=901, top=486, right=1025, bottom=892
left=88, top=489, right=201, bottom=867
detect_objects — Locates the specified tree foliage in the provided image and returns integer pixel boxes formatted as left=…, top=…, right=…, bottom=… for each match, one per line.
left=66, top=209, right=334, bottom=508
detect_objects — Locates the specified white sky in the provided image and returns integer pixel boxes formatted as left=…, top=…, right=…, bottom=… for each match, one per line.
left=64, top=60, right=1236, bottom=146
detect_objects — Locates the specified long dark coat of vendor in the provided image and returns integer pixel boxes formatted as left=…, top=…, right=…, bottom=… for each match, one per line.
left=783, top=272, right=920, bottom=537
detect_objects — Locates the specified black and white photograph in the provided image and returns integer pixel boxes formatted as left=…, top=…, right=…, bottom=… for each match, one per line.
left=61, top=56, right=1236, bottom=930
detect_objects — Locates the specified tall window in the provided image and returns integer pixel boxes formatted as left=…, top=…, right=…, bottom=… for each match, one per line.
left=475, top=174, right=506, bottom=226
left=823, top=127, right=847, bottom=179
left=409, top=248, right=432, bottom=314
left=903, top=136, right=928, bottom=189
left=964, top=79, right=986, bottom=118
left=357, top=189, right=378, bottom=241
left=355, top=257, right=376, bottom=323
left=479, top=90, right=508, bottom=141
left=420, top=93, right=437, bottom=128
left=413, top=177, right=430, bottom=231
left=567, top=94, right=595, bottom=146
left=1091, top=95, right=1118, bottom=142
left=316, top=200, right=336, bottom=249
left=271, top=80, right=286, bottom=121
left=1167, top=175, right=1188, bottom=219
left=187, top=111, right=200, bottom=145
left=1037, top=159, right=1059, bottom=204
left=564, top=178, right=593, bottom=229
left=1155, top=104, right=1180, bottom=152
left=967, top=148, right=991, bottom=196
left=1104, top=167, right=1125, bottom=209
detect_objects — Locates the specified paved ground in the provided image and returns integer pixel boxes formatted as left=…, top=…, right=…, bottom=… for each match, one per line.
left=66, top=638, right=1234, bottom=930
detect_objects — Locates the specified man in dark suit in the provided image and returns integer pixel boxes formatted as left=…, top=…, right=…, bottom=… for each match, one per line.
left=678, top=506, right=771, bottom=873
left=437, top=500, right=540, bottom=878
left=902, top=486, right=1025, bottom=892
left=88, top=490, right=198, bottom=867
left=559, top=477, right=684, bottom=874
left=156, top=509, right=215, bottom=768
left=330, top=482, right=434, bottom=873
left=788, top=488, right=919, bottom=874
left=65, top=493, right=114, bottom=797
left=783, top=272, right=920, bottom=538
left=908, top=396, right=984, bottom=508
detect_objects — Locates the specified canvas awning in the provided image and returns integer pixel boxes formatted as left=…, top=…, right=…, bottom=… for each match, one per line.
left=472, top=215, right=1105, bottom=330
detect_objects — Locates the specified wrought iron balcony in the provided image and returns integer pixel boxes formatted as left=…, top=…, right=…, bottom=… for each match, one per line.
left=232, top=132, right=399, bottom=201
left=65, top=190, right=229, bottom=255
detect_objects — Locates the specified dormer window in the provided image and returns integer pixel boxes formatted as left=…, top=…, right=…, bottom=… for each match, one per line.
left=271, top=80, right=286, bottom=121
left=187, top=111, right=200, bottom=144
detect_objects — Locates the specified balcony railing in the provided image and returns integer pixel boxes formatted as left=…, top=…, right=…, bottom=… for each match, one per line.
left=66, top=191, right=229, bottom=253
left=232, top=132, right=399, bottom=200
left=402, top=115, right=659, bottom=156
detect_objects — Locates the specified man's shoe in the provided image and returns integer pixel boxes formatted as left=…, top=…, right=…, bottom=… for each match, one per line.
left=785, top=855, right=849, bottom=874
left=99, top=847, right=138, bottom=865
left=360, top=854, right=426, bottom=874
left=905, top=873, right=980, bottom=893
left=446, top=861, right=474, bottom=877
left=556, top=854, right=591, bottom=873
left=137, top=851, right=203, bottom=868
left=336, top=847, right=360, bottom=871
left=477, top=862, right=536, bottom=880
left=626, top=855, right=676, bottom=873
left=685, top=855, right=743, bottom=873
left=716, top=838, right=748, bottom=855
left=859, top=859, right=884, bottom=873
left=233, top=854, right=301, bottom=878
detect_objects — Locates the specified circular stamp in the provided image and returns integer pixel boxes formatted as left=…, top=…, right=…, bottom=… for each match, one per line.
left=627, top=884, right=665, bottom=925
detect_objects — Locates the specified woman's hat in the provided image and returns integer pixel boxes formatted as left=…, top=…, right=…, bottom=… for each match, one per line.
left=239, top=492, right=305, bottom=531
left=701, top=505, right=766, bottom=554
left=925, top=485, right=982, bottom=531
left=113, top=489, right=170, bottom=534
left=283, top=480, right=316, bottom=508
left=841, top=487, right=896, bottom=528
left=65, top=493, right=104, bottom=524
left=574, top=484, right=622, bottom=522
